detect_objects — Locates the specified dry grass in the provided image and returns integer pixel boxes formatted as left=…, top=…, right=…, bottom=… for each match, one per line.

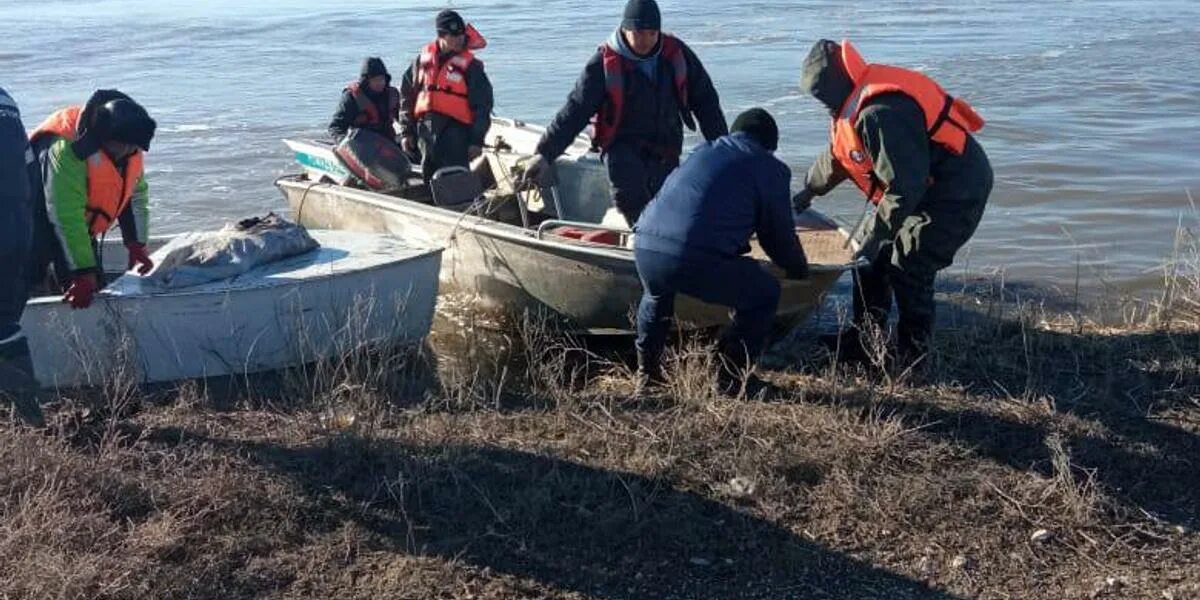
left=4, top=258, right=1200, bottom=598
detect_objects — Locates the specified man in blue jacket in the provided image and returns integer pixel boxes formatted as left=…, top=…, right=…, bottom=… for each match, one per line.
left=633, top=108, right=808, bottom=389
left=0, top=86, right=43, bottom=425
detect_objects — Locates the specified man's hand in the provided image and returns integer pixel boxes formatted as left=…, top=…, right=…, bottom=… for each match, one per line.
left=786, top=263, right=810, bottom=280
left=125, top=242, right=154, bottom=275
left=466, top=145, right=483, bottom=161
left=791, top=187, right=815, bottom=214
left=521, top=154, right=555, bottom=187
left=63, top=273, right=99, bottom=309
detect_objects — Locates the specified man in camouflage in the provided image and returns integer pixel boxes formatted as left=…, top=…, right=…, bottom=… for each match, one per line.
left=792, top=39, right=992, bottom=367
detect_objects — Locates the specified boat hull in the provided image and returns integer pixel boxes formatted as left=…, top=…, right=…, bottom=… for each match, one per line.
left=278, top=175, right=856, bottom=335
left=21, top=231, right=442, bottom=389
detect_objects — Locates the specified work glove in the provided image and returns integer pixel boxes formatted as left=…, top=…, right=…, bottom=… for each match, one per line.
left=791, top=187, right=815, bottom=214
left=401, top=136, right=418, bottom=156
left=520, top=154, right=555, bottom=187
left=466, top=145, right=483, bottom=161
left=126, top=242, right=154, bottom=275
left=64, top=273, right=99, bottom=309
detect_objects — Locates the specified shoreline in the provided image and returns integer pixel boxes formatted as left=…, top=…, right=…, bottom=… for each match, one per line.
left=3, top=279, right=1198, bottom=598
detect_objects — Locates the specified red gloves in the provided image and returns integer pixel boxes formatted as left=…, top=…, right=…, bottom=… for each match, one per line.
left=64, top=273, right=98, bottom=309
left=126, top=242, right=154, bottom=275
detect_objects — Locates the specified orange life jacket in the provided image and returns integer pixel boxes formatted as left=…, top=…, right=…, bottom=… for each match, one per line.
left=347, top=81, right=400, bottom=136
left=30, top=106, right=145, bottom=236
left=414, top=41, right=477, bottom=125
left=592, top=33, right=693, bottom=152
left=829, top=40, right=984, bottom=204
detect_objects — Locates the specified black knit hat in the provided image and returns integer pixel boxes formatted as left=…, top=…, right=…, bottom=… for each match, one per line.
left=621, top=0, right=661, bottom=30
left=436, top=9, right=465, bottom=34
left=731, top=108, right=779, bottom=151
left=360, top=57, right=389, bottom=79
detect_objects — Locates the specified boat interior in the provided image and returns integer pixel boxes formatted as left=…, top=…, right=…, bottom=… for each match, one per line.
left=290, top=128, right=858, bottom=267
left=294, top=123, right=644, bottom=250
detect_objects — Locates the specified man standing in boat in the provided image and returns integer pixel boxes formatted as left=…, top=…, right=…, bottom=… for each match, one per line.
left=523, top=0, right=728, bottom=226
left=26, top=89, right=158, bottom=310
left=0, top=86, right=45, bottom=425
left=633, top=109, right=808, bottom=391
left=398, top=9, right=494, bottom=182
left=328, top=57, right=401, bottom=144
left=792, top=40, right=992, bottom=369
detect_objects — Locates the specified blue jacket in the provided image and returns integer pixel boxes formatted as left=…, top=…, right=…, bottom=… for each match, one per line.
left=0, top=86, right=34, bottom=254
left=634, top=132, right=808, bottom=276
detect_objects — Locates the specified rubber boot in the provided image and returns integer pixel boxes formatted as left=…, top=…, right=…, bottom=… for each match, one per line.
left=822, top=258, right=892, bottom=365
left=635, top=349, right=666, bottom=398
left=716, top=339, right=766, bottom=398
left=892, top=315, right=933, bottom=379
left=0, top=335, right=44, bottom=427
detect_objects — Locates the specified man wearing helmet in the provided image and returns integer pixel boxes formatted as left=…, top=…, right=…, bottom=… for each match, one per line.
left=27, top=89, right=158, bottom=309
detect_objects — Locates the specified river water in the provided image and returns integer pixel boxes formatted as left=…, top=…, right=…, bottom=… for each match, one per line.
left=4, top=0, right=1199, bottom=296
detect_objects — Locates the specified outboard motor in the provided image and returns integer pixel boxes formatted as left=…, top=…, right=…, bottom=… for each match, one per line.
left=334, top=128, right=411, bottom=192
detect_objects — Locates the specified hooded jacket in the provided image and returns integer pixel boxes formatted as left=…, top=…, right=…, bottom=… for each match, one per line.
left=800, top=40, right=992, bottom=255
left=329, top=58, right=401, bottom=142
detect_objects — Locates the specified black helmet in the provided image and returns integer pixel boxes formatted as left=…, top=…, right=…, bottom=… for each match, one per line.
left=93, top=98, right=156, bottom=151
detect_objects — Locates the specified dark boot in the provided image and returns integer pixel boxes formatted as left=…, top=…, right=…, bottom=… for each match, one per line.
left=0, top=335, right=44, bottom=427
left=822, top=255, right=893, bottom=365
left=818, top=328, right=872, bottom=364
left=715, top=339, right=768, bottom=398
left=891, top=269, right=937, bottom=379
left=892, top=315, right=933, bottom=378
left=635, top=349, right=666, bottom=397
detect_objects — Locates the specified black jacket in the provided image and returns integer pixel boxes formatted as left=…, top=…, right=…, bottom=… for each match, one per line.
left=536, top=32, right=727, bottom=161
left=328, top=85, right=400, bottom=142
left=398, top=49, right=494, bottom=146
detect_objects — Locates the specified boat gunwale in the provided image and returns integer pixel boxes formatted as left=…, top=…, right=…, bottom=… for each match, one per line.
left=277, top=172, right=865, bottom=272
left=23, top=236, right=444, bottom=307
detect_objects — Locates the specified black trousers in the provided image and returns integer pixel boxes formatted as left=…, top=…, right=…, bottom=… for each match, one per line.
left=416, top=118, right=471, bottom=182
left=603, top=141, right=679, bottom=227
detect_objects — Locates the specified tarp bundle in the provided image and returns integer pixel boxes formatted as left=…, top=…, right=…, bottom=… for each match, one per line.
left=148, top=213, right=319, bottom=289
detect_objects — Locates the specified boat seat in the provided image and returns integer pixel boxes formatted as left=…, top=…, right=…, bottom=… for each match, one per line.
left=430, top=166, right=484, bottom=207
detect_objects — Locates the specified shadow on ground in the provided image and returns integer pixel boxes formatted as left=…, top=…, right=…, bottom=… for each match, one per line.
left=774, top=284, right=1200, bottom=531
left=144, top=425, right=955, bottom=600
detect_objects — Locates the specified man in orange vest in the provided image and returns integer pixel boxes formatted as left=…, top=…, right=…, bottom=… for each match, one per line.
left=328, top=57, right=401, bottom=143
left=793, top=40, right=993, bottom=368
left=398, top=10, right=494, bottom=182
left=26, top=90, right=158, bottom=310
left=524, top=0, right=727, bottom=226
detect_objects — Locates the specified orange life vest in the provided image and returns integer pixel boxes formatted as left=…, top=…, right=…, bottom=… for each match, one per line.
left=30, top=106, right=145, bottom=236
left=829, top=40, right=984, bottom=204
left=414, top=42, right=477, bottom=125
left=347, top=81, right=400, bottom=136
left=592, top=33, right=692, bottom=152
